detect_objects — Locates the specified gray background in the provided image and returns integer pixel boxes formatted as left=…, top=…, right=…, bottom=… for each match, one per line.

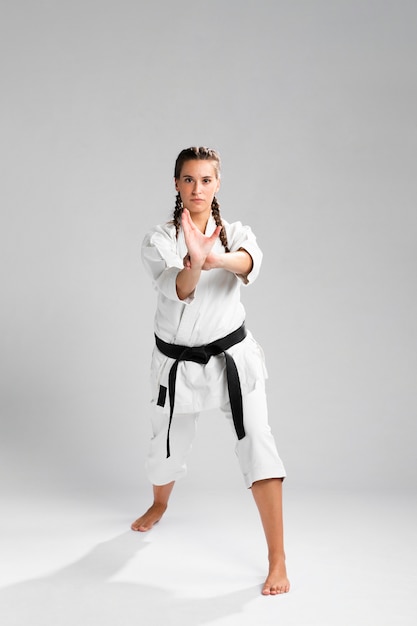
left=1, top=0, right=416, bottom=500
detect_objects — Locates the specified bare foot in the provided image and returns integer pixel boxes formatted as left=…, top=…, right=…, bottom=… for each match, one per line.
left=262, top=558, right=290, bottom=596
left=131, top=503, right=167, bottom=532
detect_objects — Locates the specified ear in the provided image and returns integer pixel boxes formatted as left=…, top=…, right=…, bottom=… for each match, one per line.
left=216, top=179, right=221, bottom=193
left=174, top=178, right=179, bottom=192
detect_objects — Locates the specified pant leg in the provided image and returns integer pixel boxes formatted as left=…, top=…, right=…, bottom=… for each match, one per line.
left=145, top=407, right=199, bottom=486
left=221, top=381, right=286, bottom=488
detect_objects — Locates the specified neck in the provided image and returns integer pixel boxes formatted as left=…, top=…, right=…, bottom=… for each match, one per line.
left=191, top=210, right=211, bottom=233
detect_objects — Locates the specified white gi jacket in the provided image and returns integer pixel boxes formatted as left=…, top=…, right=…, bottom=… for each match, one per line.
left=141, top=215, right=268, bottom=415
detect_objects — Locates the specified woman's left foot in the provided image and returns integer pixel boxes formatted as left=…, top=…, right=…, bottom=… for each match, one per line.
left=262, top=559, right=290, bottom=595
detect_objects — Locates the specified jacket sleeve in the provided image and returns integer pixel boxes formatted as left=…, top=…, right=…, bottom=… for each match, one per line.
left=227, top=221, right=263, bottom=285
left=141, top=224, right=193, bottom=302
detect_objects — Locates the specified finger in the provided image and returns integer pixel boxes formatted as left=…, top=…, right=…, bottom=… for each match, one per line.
left=209, top=225, right=222, bottom=241
left=180, top=208, right=188, bottom=225
left=181, top=208, right=192, bottom=223
left=181, top=209, right=196, bottom=233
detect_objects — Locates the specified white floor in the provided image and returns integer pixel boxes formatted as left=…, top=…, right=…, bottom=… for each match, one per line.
left=0, top=485, right=416, bottom=626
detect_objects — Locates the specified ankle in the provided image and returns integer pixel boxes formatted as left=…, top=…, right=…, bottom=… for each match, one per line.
left=152, top=501, right=168, bottom=510
left=268, top=550, right=286, bottom=564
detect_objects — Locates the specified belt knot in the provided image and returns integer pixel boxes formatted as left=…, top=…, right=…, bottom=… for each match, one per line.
left=180, top=346, right=210, bottom=365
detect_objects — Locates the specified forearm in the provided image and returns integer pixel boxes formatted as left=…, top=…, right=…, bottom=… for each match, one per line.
left=207, top=249, right=253, bottom=277
left=176, top=266, right=202, bottom=301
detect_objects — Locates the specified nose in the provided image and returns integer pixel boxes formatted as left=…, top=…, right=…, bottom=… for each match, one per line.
left=192, top=180, right=202, bottom=194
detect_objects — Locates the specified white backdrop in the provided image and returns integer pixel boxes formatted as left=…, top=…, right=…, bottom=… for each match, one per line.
left=1, top=0, right=416, bottom=499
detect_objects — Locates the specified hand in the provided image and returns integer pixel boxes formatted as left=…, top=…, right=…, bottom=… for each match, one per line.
left=183, top=253, right=191, bottom=270
left=183, top=251, right=219, bottom=271
left=201, top=251, right=219, bottom=270
left=181, top=208, right=221, bottom=270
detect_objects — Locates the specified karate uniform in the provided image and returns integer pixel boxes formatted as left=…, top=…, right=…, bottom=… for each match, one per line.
left=141, top=215, right=286, bottom=487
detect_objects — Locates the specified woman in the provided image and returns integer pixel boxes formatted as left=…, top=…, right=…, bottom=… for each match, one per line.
left=131, top=147, right=290, bottom=595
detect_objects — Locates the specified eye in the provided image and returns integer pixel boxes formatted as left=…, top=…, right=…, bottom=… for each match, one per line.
left=184, top=177, right=193, bottom=183
left=203, top=178, right=212, bottom=184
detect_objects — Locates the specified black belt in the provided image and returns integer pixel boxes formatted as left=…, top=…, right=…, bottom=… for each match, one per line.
left=155, top=323, right=247, bottom=457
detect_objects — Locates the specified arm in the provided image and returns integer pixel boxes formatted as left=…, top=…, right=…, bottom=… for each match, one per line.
left=202, top=248, right=253, bottom=276
left=177, top=210, right=256, bottom=299
left=176, top=266, right=203, bottom=301
left=179, top=246, right=253, bottom=299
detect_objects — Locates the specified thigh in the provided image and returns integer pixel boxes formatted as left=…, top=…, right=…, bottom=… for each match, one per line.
left=146, top=407, right=201, bottom=485
left=149, top=407, right=200, bottom=445
left=221, top=382, right=286, bottom=487
left=220, top=380, right=270, bottom=434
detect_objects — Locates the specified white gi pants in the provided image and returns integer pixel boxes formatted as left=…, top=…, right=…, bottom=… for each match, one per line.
left=145, top=380, right=286, bottom=489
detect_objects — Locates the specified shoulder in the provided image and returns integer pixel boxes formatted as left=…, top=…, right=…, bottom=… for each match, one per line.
left=222, top=217, right=255, bottom=233
left=221, top=218, right=258, bottom=248
left=142, top=221, right=177, bottom=248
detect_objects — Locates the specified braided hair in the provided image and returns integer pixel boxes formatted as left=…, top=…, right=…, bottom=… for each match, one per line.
left=172, top=146, right=230, bottom=252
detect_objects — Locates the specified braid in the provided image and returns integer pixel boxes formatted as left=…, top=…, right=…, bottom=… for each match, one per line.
left=211, top=196, right=229, bottom=252
left=172, top=193, right=183, bottom=238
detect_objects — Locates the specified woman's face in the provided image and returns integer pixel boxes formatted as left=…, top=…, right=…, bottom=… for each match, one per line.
left=175, top=159, right=220, bottom=219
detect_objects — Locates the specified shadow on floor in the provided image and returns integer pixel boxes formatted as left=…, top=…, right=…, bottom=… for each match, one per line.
left=0, top=530, right=261, bottom=625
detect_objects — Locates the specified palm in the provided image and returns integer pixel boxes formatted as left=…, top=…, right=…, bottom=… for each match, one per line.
left=181, top=209, right=220, bottom=269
